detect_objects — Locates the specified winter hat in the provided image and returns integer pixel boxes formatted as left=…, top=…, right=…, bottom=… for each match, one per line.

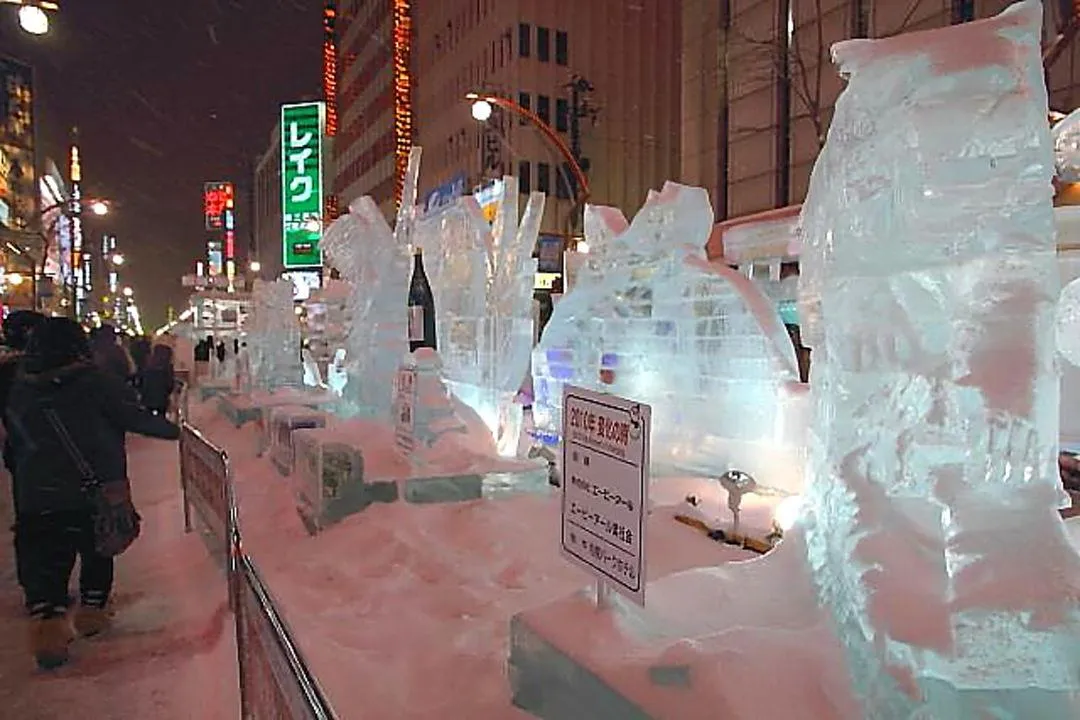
left=27, top=318, right=91, bottom=370
left=3, top=311, right=45, bottom=351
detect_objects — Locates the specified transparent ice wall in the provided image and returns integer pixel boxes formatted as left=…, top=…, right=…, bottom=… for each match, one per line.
left=248, top=278, right=302, bottom=391
left=321, top=191, right=410, bottom=421
left=533, top=182, right=804, bottom=492
left=798, top=2, right=1080, bottom=715
left=414, top=176, right=544, bottom=457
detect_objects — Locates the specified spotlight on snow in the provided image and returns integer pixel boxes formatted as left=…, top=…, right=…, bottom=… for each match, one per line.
left=18, top=5, right=49, bottom=35
left=773, top=494, right=802, bottom=533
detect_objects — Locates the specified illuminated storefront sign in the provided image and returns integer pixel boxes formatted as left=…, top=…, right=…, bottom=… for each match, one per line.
left=203, top=181, right=234, bottom=231
left=0, top=58, right=36, bottom=234
left=280, top=102, right=325, bottom=269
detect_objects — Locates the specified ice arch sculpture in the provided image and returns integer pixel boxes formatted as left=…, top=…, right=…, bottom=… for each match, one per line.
left=248, top=278, right=302, bottom=390
left=320, top=150, right=416, bottom=420
left=797, top=2, right=1080, bottom=715
left=533, top=182, right=805, bottom=493
left=414, top=176, right=544, bottom=457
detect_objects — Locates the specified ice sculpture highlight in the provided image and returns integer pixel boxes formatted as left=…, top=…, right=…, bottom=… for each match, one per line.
left=532, top=182, right=805, bottom=493
left=414, top=176, right=544, bottom=457
left=798, top=2, right=1080, bottom=714
left=321, top=159, right=414, bottom=420
left=247, top=278, right=302, bottom=391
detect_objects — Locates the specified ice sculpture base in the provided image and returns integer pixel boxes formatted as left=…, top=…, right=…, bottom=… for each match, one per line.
left=401, top=466, right=552, bottom=505
left=198, top=379, right=234, bottom=403
left=508, top=538, right=860, bottom=720
left=215, top=388, right=338, bottom=429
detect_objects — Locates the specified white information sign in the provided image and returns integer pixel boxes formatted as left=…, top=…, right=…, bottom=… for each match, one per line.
left=560, top=385, right=650, bottom=606
left=394, top=368, right=417, bottom=457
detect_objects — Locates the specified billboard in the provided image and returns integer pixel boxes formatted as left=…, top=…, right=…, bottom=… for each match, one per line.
left=280, top=102, right=325, bottom=270
left=203, top=181, right=234, bottom=231
left=0, top=58, right=36, bottom=234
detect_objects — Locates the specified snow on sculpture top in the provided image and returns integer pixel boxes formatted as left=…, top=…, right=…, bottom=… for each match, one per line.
left=797, top=2, right=1080, bottom=715
left=533, top=182, right=804, bottom=492
left=320, top=149, right=416, bottom=420
left=248, top=277, right=302, bottom=390
left=413, top=176, right=544, bottom=456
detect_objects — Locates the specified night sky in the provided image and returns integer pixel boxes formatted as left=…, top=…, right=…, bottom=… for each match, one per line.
left=0, top=0, right=324, bottom=330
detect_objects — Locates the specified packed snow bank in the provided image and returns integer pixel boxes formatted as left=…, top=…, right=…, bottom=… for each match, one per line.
left=0, top=436, right=238, bottom=719
left=188, top=399, right=755, bottom=718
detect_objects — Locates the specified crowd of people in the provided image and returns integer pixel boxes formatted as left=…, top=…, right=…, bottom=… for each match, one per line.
left=0, top=312, right=180, bottom=670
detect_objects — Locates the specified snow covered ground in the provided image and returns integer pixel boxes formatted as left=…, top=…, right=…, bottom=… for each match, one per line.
left=0, top=436, right=239, bottom=719
left=190, top=401, right=757, bottom=718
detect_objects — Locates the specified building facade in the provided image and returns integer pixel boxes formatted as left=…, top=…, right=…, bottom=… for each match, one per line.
left=254, top=125, right=283, bottom=281
left=412, top=0, right=681, bottom=236
left=334, top=0, right=404, bottom=218
left=682, top=0, right=1080, bottom=224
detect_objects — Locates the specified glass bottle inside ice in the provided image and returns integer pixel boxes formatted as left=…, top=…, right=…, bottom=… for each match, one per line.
left=407, top=247, right=437, bottom=352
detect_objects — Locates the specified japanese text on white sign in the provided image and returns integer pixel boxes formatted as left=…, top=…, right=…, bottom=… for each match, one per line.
left=560, top=385, right=650, bottom=606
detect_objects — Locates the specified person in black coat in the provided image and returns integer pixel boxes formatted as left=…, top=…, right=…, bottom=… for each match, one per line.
left=5, top=318, right=180, bottom=670
left=138, top=344, right=175, bottom=415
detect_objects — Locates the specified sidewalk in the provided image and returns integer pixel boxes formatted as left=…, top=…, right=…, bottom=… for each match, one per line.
left=0, top=436, right=239, bottom=720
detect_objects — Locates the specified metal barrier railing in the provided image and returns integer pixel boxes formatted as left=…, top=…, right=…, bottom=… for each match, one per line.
left=179, top=420, right=338, bottom=719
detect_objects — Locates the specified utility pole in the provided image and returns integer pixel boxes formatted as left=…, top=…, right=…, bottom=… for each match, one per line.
left=564, top=75, right=597, bottom=234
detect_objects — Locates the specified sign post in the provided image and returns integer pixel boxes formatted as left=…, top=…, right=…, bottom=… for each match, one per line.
left=560, top=385, right=650, bottom=607
left=280, top=102, right=326, bottom=270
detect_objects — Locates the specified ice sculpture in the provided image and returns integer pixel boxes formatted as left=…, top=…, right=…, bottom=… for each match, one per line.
left=320, top=153, right=415, bottom=420
left=414, top=176, right=544, bottom=456
left=1057, top=278, right=1080, bottom=367
left=247, top=278, right=302, bottom=391
left=532, top=182, right=805, bottom=493
left=797, top=2, right=1080, bottom=714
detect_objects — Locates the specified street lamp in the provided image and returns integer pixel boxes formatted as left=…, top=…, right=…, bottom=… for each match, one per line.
left=122, top=286, right=133, bottom=298
left=111, top=253, right=124, bottom=266
left=465, top=91, right=590, bottom=229
left=2, top=1, right=58, bottom=34
left=90, top=200, right=109, bottom=217
left=249, top=260, right=262, bottom=273
left=470, top=99, right=493, bottom=122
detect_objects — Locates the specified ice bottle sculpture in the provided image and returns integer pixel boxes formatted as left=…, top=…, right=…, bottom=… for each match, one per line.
left=414, top=177, right=544, bottom=457
left=533, top=182, right=804, bottom=492
left=797, top=2, right=1080, bottom=715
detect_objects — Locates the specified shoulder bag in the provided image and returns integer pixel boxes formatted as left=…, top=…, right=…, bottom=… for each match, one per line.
left=43, top=408, right=141, bottom=557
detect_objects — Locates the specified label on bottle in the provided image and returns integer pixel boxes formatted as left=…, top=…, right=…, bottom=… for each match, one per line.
left=408, top=306, right=425, bottom=342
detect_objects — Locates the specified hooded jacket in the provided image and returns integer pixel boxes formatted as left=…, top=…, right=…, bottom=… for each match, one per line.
left=4, top=360, right=180, bottom=517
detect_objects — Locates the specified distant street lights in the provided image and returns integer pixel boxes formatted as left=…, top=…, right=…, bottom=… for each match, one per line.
left=249, top=260, right=262, bottom=273
left=122, top=286, right=133, bottom=298
left=90, top=200, right=109, bottom=217
left=111, top=253, right=125, bottom=266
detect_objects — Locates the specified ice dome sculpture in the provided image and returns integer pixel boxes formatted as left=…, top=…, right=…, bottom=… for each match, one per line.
left=797, top=1, right=1080, bottom=715
left=533, top=182, right=805, bottom=493
left=414, top=176, right=544, bottom=457
left=1057, top=277, right=1080, bottom=367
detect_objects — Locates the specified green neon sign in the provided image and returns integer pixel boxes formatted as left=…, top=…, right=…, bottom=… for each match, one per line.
left=280, top=101, right=325, bottom=269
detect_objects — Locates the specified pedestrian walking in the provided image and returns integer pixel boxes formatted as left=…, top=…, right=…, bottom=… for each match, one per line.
left=4, top=318, right=180, bottom=670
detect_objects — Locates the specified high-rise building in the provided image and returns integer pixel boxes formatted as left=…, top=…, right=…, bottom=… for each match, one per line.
left=334, top=0, right=414, bottom=218
left=254, top=125, right=283, bottom=280
left=412, top=0, right=681, bottom=236
left=681, top=0, right=1080, bottom=223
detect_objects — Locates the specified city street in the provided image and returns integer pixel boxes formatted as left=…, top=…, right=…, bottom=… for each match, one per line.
left=0, top=436, right=237, bottom=719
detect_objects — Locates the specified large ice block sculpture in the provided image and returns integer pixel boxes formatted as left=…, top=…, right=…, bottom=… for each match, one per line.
left=797, top=2, right=1080, bottom=714
left=533, top=183, right=805, bottom=493
left=321, top=159, right=413, bottom=420
left=248, top=278, right=302, bottom=391
left=414, top=176, right=544, bottom=457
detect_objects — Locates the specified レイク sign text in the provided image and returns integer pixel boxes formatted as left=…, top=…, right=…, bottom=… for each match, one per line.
left=280, top=102, right=326, bottom=270
left=561, top=385, right=651, bottom=606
